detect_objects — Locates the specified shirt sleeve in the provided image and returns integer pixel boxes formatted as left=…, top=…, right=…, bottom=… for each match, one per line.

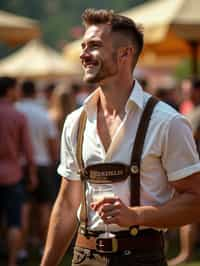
left=162, top=115, right=200, bottom=181
left=57, top=115, right=80, bottom=180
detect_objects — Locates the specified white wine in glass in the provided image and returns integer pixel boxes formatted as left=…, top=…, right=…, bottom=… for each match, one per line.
left=91, top=184, right=116, bottom=239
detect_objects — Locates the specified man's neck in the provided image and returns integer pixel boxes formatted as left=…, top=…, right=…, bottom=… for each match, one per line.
left=98, top=76, right=134, bottom=117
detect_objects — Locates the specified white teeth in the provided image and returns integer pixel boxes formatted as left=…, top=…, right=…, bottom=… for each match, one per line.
left=86, top=64, right=94, bottom=68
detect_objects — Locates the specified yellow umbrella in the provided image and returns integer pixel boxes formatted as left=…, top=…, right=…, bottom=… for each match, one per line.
left=0, top=10, right=41, bottom=46
left=122, top=0, right=200, bottom=75
left=0, top=39, right=79, bottom=78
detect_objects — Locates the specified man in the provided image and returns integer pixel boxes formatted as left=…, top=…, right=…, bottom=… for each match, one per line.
left=0, top=76, right=36, bottom=266
left=41, top=9, right=200, bottom=266
left=16, top=80, right=59, bottom=259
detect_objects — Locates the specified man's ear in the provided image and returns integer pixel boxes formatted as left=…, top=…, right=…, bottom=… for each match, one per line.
left=119, top=47, right=128, bottom=58
left=119, top=47, right=134, bottom=58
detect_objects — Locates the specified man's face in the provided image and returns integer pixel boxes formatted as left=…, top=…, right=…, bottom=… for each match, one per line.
left=80, top=24, right=119, bottom=83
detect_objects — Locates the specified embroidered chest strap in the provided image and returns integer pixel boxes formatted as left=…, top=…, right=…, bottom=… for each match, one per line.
left=84, top=162, right=130, bottom=184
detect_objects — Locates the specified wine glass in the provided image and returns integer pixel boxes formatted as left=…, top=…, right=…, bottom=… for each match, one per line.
left=91, top=184, right=116, bottom=239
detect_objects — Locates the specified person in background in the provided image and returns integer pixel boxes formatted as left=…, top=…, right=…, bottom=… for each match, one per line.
left=72, top=82, right=91, bottom=107
left=0, top=76, right=36, bottom=266
left=48, top=83, right=76, bottom=196
left=41, top=9, right=200, bottom=266
left=155, top=87, right=179, bottom=111
left=43, top=83, right=56, bottom=108
left=16, top=80, right=59, bottom=261
left=179, top=78, right=194, bottom=115
left=138, top=78, right=148, bottom=92
left=48, top=83, right=76, bottom=138
left=168, top=78, right=200, bottom=266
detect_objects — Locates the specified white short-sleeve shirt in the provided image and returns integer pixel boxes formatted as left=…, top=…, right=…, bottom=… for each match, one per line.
left=58, top=80, right=200, bottom=231
left=16, top=99, right=58, bottom=166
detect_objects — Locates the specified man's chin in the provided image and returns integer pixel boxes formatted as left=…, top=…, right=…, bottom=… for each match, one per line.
left=83, top=74, right=99, bottom=83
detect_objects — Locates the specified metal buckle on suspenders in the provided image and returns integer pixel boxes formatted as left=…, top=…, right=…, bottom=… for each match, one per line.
left=76, top=97, right=159, bottom=238
left=96, top=236, right=118, bottom=253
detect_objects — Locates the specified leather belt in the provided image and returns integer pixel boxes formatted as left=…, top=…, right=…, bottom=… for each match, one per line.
left=76, top=229, right=164, bottom=254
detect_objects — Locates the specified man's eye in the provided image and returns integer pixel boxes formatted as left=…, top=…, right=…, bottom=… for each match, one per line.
left=92, top=43, right=100, bottom=48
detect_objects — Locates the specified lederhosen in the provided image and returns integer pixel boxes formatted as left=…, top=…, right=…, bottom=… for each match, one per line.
left=75, top=96, right=165, bottom=254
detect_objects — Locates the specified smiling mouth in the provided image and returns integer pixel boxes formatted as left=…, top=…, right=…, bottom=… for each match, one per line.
left=86, top=64, right=95, bottom=69
left=83, top=59, right=99, bottom=69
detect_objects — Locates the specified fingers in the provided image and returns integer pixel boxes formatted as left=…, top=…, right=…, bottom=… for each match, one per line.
left=101, top=209, right=120, bottom=223
left=91, top=196, right=120, bottom=211
left=91, top=198, right=122, bottom=223
left=104, top=214, right=119, bottom=224
left=91, top=198, right=136, bottom=227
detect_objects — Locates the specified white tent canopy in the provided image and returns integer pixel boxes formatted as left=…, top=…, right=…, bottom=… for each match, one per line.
left=0, top=39, right=79, bottom=78
left=63, top=0, right=200, bottom=74
left=0, top=10, right=41, bottom=45
left=122, top=0, right=200, bottom=44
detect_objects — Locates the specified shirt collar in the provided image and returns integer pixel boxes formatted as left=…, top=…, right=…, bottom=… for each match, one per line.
left=83, top=79, right=145, bottom=117
left=125, top=79, right=144, bottom=112
left=83, top=88, right=100, bottom=118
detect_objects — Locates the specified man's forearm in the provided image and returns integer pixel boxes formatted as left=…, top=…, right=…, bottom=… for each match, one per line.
left=40, top=199, right=78, bottom=266
left=135, top=192, right=200, bottom=228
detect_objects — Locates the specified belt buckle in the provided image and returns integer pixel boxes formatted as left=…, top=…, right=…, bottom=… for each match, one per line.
left=96, top=237, right=118, bottom=253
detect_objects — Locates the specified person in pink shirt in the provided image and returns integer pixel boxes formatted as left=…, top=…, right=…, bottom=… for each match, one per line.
left=179, top=78, right=194, bottom=115
left=0, top=76, right=37, bottom=266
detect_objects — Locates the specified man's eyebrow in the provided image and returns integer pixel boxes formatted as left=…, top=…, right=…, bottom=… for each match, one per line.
left=81, top=39, right=102, bottom=48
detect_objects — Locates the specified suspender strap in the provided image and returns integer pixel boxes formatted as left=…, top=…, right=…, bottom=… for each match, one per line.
left=130, top=96, right=158, bottom=207
left=76, top=110, right=88, bottom=236
left=76, top=110, right=87, bottom=172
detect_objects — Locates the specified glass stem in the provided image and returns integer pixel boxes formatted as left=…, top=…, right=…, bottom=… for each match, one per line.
left=105, top=224, right=109, bottom=237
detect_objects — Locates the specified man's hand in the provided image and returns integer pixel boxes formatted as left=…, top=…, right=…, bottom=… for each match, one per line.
left=91, top=197, right=139, bottom=227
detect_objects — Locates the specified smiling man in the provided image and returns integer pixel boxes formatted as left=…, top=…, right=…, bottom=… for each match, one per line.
left=41, top=9, right=200, bottom=266
left=80, top=25, right=118, bottom=83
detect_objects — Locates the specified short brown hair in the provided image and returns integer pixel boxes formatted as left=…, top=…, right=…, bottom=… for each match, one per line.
left=0, top=76, right=17, bottom=97
left=82, top=9, right=144, bottom=66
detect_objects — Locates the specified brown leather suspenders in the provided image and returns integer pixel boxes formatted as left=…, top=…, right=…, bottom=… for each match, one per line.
left=76, top=110, right=88, bottom=235
left=130, top=97, right=158, bottom=207
left=76, top=96, right=158, bottom=236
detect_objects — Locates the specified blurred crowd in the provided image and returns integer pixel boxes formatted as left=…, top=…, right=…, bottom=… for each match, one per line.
left=0, top=75, right=200, bottom=266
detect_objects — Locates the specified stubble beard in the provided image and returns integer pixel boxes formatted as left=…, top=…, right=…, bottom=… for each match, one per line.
left=83, top=55, right=118, bottom=84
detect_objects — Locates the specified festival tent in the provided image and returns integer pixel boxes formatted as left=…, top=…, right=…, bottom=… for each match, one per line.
left=0, top=10, right=41, bottom=46
left=0, top=40, right=79, bottom=78
left=63, top=39, right=82, bottom=72
left=63, top=0, right=200, bottom=75
left=122, top=0, right=200, bottom=75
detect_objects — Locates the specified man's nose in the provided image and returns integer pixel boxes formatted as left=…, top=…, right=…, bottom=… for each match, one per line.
left=80, top=48, right=90, bottom=60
